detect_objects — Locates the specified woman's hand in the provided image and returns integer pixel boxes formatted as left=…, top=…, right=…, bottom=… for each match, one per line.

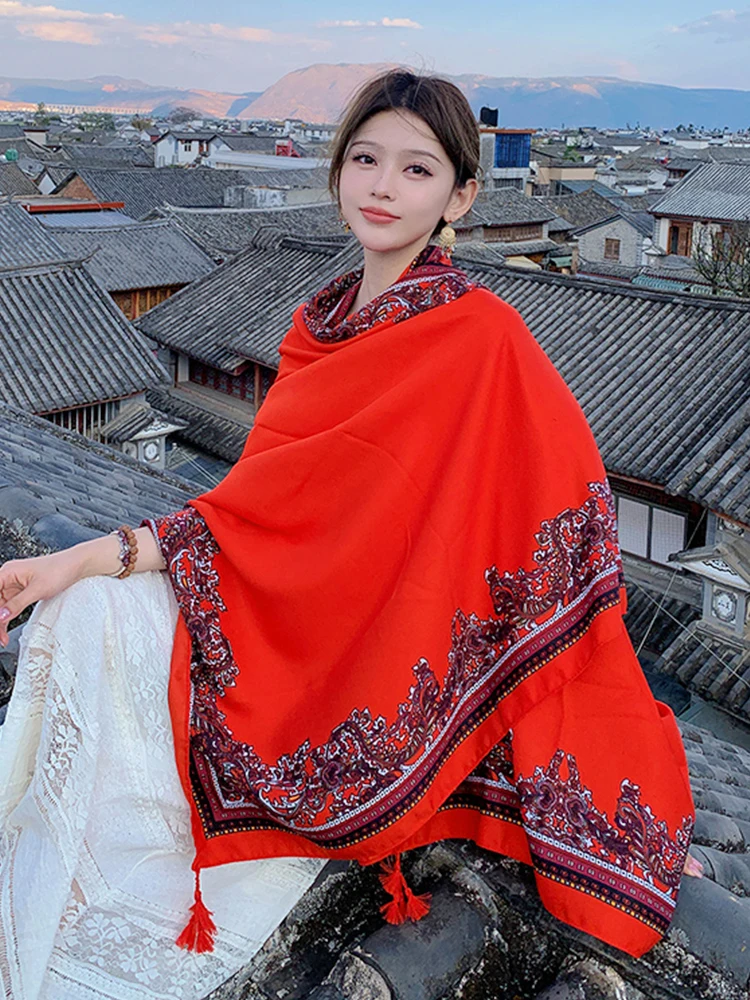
left=0, top=549, right=86, bottom=646
left=683, top=852, right=704, bottom=878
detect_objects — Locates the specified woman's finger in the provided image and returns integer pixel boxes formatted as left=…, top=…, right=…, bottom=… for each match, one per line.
left=683, top=853, right=704, bottom=877
left=0, top=588, right=38, bottom=646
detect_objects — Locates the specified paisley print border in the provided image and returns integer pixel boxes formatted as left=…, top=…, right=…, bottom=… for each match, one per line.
left=302, top=242, right=482, bottom=343
left=146, top=479, right=628, bottom=850
left=440, top=730, right=694, bottom=934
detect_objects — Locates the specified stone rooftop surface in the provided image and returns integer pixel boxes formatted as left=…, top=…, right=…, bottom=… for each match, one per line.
left=197, top=718, right=750, bottom=1000
left=0, top=399, right=194, bottom=545
left=0, top=256, right=169, bottom=413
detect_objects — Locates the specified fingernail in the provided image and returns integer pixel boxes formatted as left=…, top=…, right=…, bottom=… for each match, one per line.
left=0, top=609, right=9, bottom=622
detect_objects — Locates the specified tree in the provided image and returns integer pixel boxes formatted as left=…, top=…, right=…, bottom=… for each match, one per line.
left=563, top=145, right=582, bottom=162
left=692, top=218, right=750, bottom=298
left=34, top=101, right=49, bottom=125
left=167, top=106, right=200, bottom=125
left=131, top=115, right=153, bottom=131
left=79, top=111, right=115, bottom=131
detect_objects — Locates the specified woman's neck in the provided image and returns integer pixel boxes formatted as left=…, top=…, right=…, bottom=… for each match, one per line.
left=349, top=235, right=433, bottom=316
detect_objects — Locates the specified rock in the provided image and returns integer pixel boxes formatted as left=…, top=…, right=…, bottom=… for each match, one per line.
left=347, top=886, right=487, bottom=1000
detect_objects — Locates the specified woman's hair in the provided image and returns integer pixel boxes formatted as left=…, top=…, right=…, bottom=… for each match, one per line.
left=327, top=68, right=480, bottom=231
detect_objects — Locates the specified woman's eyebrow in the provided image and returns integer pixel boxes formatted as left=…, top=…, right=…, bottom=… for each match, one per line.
left=349, top=139, right=443, bottom=164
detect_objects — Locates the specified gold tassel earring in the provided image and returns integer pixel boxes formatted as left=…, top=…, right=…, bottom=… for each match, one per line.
left=339, top=216, right=351, bottom=233
left=437, top=220, right=456, bottom=255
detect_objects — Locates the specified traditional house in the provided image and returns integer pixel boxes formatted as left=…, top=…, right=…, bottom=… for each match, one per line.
left=135, top=234, right=359, bottom=471
left=574, top=210, right=655, bottom=268
left=52, top=166, right=261, bottom=220
left=453, top=189, right=560, bottom=266
left=649, top=161, right=750, bottom=258
left=153, top=201, right=341, bottom=261
left=0, top=206, right=169, bottom=445
left=38, top=215, right=214, bottom=319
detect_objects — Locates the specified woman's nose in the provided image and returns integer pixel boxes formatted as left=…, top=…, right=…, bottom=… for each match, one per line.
left=370, top=167, right=396, bottom=199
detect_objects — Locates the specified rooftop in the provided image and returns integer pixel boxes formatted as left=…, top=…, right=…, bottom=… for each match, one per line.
left=0, top=256, right=168, bottom=413
left=155, top=201, right=340, bottom=258
left=56, top=166, right=270, bottom=220
left=43, top=217, right=215, bottom=292
left=651, top=162, right=750, bottom=222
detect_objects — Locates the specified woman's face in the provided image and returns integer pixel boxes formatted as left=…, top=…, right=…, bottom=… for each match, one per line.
left=338, top=108, right=472, bottom=255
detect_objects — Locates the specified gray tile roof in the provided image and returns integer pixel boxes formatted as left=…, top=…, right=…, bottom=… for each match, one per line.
left=61, top=167, right=269, bottom=221
left=462, top=189, right=557, bottom=228
left=573, top=208, right=654, bottom=238
left=651, top=162, right=750, bottom=222
left=146, top=385, right=253, bottom=463
left=137, top=233, right=361, bottom=370
left=0, top=257, right=168, bottom=413
left=0, top=202, right=65, bottom=267
left=658, top=622, right=750, bottom=720
left=43, top=218, right=214, bottom=292
left=0, top=162, right=38, bottom=196
left=535, top=190, right=621, bottom=230
left=221, top=165, right=330, bottom=189
left=100, top=399, right=187, bottom=443
left=60, top=143, right=154, bottom=168
left=0, top=399, right=193, bottom=541
left=157, top=201, right=340, bottom=257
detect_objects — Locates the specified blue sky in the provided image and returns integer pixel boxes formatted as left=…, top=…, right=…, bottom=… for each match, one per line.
left=0, top=1, right=749, bottom=92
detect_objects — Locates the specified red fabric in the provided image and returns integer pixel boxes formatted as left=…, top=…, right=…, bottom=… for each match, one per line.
left=146, top=245, right=695, bottom=958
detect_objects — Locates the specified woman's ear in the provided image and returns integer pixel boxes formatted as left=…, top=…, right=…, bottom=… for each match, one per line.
left=446, top=178, right=479, bottom=226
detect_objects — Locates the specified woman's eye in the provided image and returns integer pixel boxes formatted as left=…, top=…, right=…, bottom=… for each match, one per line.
left=353, top=153, right=375, bottom=164
left=408, top=164, right=432, bottom=176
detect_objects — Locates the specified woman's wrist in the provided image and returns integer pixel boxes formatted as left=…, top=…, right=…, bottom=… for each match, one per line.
left=70, top=525, right=166, bottom=582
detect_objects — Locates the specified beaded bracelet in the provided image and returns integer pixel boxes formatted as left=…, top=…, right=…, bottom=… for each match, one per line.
left=109, top=525, right=138, bottom=579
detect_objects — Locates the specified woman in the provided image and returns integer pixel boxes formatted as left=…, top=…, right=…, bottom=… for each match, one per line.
left=0, top=69, right=703, bottom=998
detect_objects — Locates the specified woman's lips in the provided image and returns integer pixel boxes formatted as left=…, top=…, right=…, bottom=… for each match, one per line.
left=360, top=207, right=400, bottom=224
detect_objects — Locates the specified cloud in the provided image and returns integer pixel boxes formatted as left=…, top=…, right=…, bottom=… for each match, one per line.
left=16, top=20, right=100, bottom=42
left=667, top=8, right=750, bottom=41
left=0, top=0, right=319, bottom=50
left=319, top=16, right=422, bottom=29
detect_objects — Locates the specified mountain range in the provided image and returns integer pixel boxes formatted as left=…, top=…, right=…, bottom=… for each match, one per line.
left=1, top=64, right=748, bottom=129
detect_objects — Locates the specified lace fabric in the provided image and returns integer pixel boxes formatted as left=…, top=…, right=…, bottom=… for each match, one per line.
left=0, top=571, right=325, bottom=999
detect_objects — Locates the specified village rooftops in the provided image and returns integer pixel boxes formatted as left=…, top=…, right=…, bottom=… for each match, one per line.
left=460, top=188, right=558, bottom=228
left=0, top=201, right=66, bottom=268
left=0, top=162, right=38, bottom=196
left=154, top=201, right=340, bottom=258
left=0, top=399, right=192, bottom=548
left=54, top=166, right=270, bottom=220
left=650, top=161, right=750, bottom=222
left=42, top=217, right=214, bottom=292
left=136, top=231, right=361, bottom=371
left=0, top=256, right=168, bottom=413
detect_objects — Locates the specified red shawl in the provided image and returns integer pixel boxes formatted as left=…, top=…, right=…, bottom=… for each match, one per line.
left=145, top=244, right=695, bottom=959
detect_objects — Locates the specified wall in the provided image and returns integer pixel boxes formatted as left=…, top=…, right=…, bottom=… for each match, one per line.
left=576, top=217, right=646, bottom=268
left=59, top=175, right=98, bottom=200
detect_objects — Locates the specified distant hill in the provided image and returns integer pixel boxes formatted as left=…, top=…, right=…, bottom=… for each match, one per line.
left=0, top=66, right=747, bottom=128
left=0, top=75, right=261, bottom=118
left=241, top=63, right=750, bottom=129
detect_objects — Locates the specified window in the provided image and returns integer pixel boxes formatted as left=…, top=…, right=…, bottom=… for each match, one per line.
left=184, top=141, right=192, bottom=152
left=188, top=359, right=254, bottom=402
left=604, top=238, right=621, bottom=261
left=668, top=221, right=693, bottom=256
left=615, top=494, right=687, bottom=566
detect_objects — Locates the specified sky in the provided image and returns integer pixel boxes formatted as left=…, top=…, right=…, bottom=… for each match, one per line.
left=0, top=1, right=749, bottom=94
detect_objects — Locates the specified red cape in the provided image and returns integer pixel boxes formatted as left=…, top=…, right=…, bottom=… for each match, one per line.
left=146, top=250, right=695, bottom=958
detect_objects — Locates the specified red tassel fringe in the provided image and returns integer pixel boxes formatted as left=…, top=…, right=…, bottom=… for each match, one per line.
left=176, top=870, right=217, bottom=953
left=378, top=853, right=431, bottom=925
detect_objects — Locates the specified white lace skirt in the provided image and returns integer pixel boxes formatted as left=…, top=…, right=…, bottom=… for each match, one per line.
left=0, top=571, right=325, bottom=1000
